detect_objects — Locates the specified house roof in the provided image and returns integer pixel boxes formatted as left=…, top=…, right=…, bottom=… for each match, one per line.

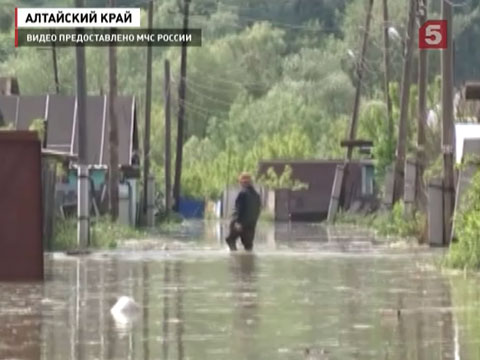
left=0, top=94, right=139, bottom=167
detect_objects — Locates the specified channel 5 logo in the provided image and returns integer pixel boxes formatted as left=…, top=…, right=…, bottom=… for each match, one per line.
left=419, top=20, right=447, bottom=49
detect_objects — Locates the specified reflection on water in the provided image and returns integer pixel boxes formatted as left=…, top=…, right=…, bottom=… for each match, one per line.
left=1, top=222, right=480, bottom=359
left=0, top=284, right=43, bottom=360
left=230, top=254, right=259, bottom=360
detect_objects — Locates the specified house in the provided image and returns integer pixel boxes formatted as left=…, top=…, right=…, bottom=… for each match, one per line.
left=0, top=94, right=140, bottom=224
left=257, top=160, right=376, bottom=222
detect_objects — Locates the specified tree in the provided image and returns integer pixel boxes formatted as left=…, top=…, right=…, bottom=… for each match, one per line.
left=258, top=165, right=309, bottom=190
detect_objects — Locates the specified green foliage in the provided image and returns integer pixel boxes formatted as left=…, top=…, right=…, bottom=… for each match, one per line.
left=51, top=217, right=147, bottom=251
left=90, top=217, right=146, bottom=249
left=449, top=275, right=480, bottom=359
left=372, top=202, right=425, bottom=239
left=423, top=155, right=443, bottom=184
left=50, top=217, right=77, bottom=251
left=337, top=201, right=425, bottom=240
left=0, top=7, right=13, bottom=33
left=358, top=100, right=390, bottom=180
left=445, top=170, right=480, bottom=270
left=4, top=0, right=479, bottom=208
left=28, top=118, right=45, bottom=143
left=342, top=0, right=407, bottom=91
left=257, top=165, right=309, bottom=191
left=177, top=125, right=315, bottom=199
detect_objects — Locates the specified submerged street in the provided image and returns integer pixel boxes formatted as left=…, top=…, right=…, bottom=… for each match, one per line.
left=0, top=221, right=478, bottom=360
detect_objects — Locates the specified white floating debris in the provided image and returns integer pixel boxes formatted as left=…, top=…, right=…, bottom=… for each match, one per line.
left=110, top=296, right=140, bottom=325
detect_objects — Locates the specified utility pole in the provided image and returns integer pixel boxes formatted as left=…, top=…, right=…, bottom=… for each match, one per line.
left=346, top=0, right=374, bottom=161
left=173, top=0, right=191, bottom=212
left=51, top=30, right=60, bottom=94
left=143, top=0, right=154, bottom=224
left=382, top=0, right=393, bottom=162
left=108, top=0, right=119, bottom=221
left=75, top=0, right=89, bottom=248
left=327, top=0, right=374, bottom=222
left=442, top=0, right=455, bottom=245
left=416, top=0, right=428, bottom=211
left=392, top=0, right=416, bottom=204
left=164, top=59, right=172, bottom=217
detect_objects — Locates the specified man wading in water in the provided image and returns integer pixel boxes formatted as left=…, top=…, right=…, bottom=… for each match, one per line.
left=225, top=172, right=261, bottom=251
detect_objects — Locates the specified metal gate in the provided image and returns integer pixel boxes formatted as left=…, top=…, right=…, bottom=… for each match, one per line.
left=0, top=131, right=43, bottom=281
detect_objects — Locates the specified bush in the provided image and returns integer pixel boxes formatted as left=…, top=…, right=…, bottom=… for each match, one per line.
left=51, top=217, right=77, bottom=251
left=336, top=201, right=425, bottom=241
left=90, top=217, right=146, bottom=249
left=444, top=170, right=480, bottom=270
left=373, top=202, right=425, bottom=239
left=257, top=165, right=309, bottom=191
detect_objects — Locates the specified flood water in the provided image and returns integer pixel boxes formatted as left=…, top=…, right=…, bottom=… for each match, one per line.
left=2, top=221, right=480, bottom=360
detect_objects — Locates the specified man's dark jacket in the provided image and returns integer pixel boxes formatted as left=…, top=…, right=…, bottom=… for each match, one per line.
left=232, top=185, right=261, bottom=228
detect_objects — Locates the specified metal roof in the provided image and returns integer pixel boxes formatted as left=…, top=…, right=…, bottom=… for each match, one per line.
left=0, top=94, right=139, bottom=167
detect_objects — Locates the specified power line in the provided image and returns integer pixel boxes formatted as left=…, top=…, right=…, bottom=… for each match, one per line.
left=183, top=77, right=240, bottom=93
left=178, top=72, right=267, bottom=88
left=180, top=98, right=228, bottom=116
left=172, top=6, right=337, bottom=33
left=444, top=0, right=472, bottom=7
left=213, top=2, right=339, bottom=32
left=186, top=74, right=266, bottom=89
left=183, top=82, right=235, bottom=107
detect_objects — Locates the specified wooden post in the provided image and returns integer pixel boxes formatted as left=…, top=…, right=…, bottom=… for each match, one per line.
left=345, top=0, right=374, bottom=161
left=442, top=0, right=455, bottom=246
left=75, top=0, right=89, bottom=248
left=428, top=177, right=444, bottom=246
left=51, top=30, right=60, bottom=94
left=382, top=0, right=394, bottom=162
left=404, top=158, right=417, bottom=217
left=173, top=0, right=191, bottom=212
left=392, top=0, right=416, bottom=204
left=143, top=0, right=154, bottom=220
left=146, top=174, right=155, bottom=226
left=327, top=0, right=374, bottom=222
left=416, top=0, right=428, bottom=211
left=327, top=164, right=345, bottom=222
left=42, top=159, right=57, bottom=250
left=108, top=0, right=119, bottom=221
left=164, top=60, right=172, bottom=216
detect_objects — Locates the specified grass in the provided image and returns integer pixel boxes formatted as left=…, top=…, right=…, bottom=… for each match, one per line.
left=444, top=171, right=480, bottom=270
left=51, top=216, right=148, bottom=251
left=155, top=210, right=185, bottom=233
left=336, top=201, right=426, bottom=242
